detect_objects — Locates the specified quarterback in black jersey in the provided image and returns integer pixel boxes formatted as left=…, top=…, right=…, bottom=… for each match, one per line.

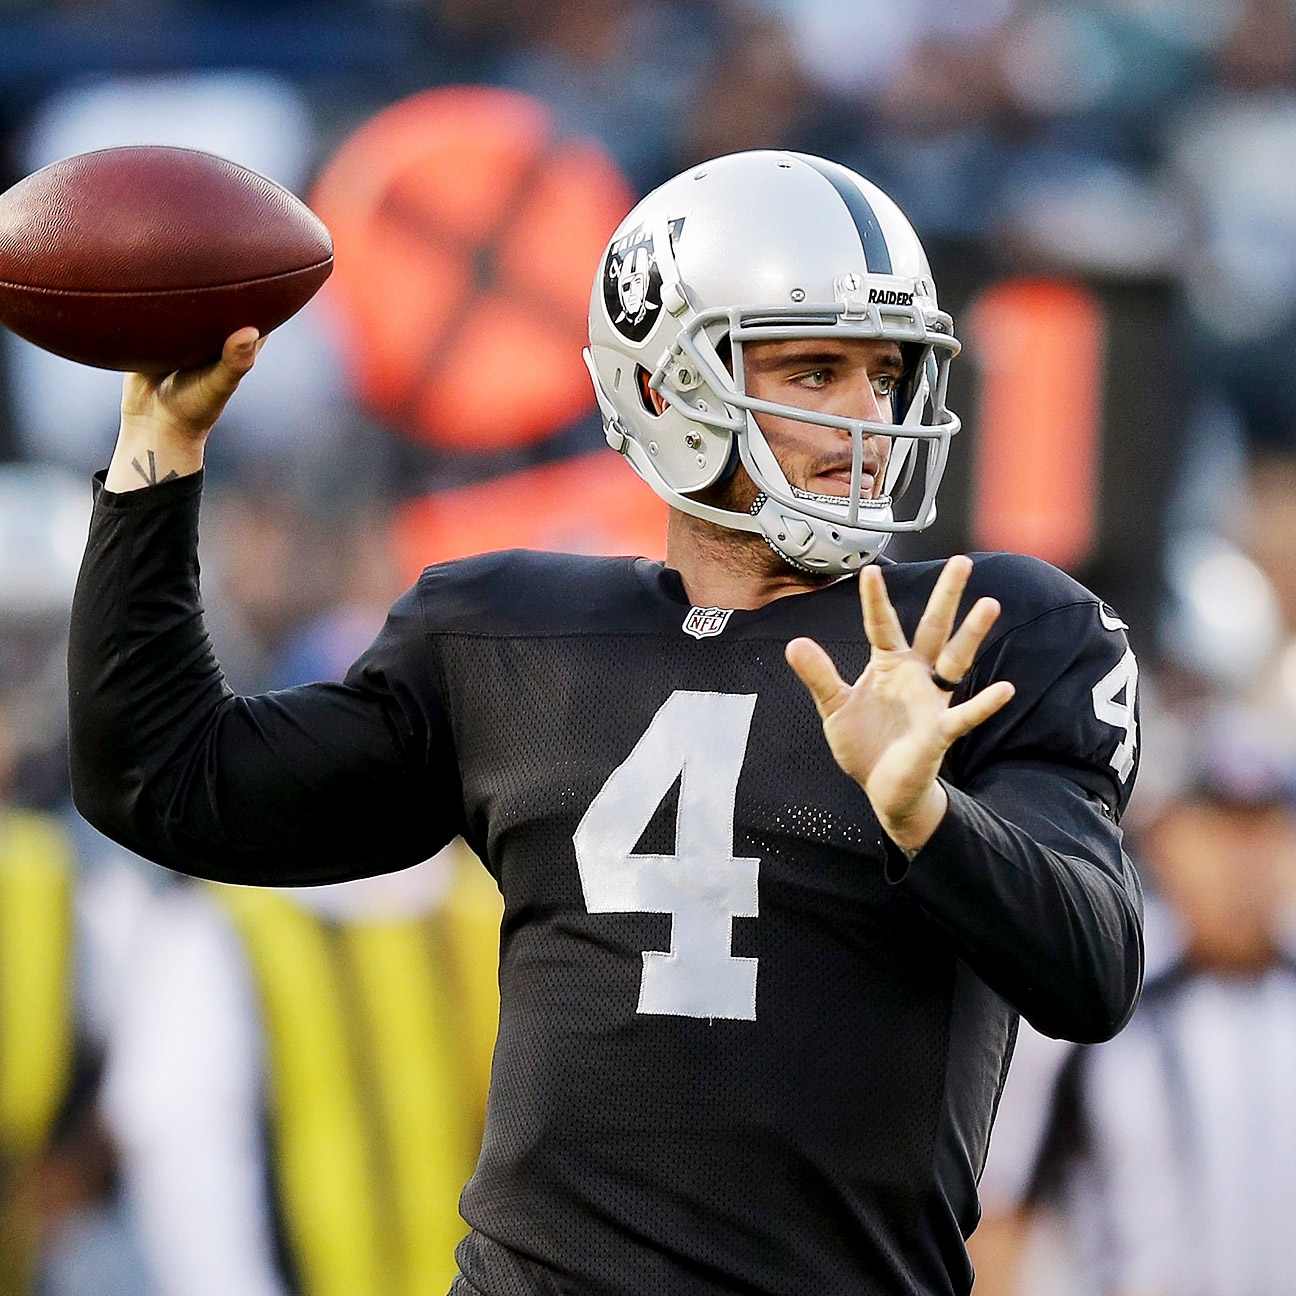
left=68, top=152, right=1143, bottom=1296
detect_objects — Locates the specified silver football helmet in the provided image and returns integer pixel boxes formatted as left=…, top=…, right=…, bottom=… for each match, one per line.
left=584, top=150, right=960, bottom=572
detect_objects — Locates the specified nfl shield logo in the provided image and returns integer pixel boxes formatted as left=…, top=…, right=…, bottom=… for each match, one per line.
left=682, top=606, right=734, bottom=639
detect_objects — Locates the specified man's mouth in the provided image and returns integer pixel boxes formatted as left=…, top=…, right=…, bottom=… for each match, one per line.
left=819, top=467, right=873, bottom=494
left=806, top=458, right=882, bottom=499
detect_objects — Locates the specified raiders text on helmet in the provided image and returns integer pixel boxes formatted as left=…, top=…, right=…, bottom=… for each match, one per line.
left=583, top=151, right=961, bottom=573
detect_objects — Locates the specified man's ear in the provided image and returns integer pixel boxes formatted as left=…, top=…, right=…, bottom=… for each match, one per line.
left=638, top=365, right=667, bottom=416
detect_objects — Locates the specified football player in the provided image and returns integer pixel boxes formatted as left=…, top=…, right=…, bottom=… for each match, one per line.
left=69, top=151, right=1144, bottom=1296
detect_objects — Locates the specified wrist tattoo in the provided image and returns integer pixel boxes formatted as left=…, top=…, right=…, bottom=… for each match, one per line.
left=131, top=450, right=180, bottom=487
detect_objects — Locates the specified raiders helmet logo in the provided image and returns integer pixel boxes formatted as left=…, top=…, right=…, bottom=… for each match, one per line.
left=602, top=218, right=685, bottom=343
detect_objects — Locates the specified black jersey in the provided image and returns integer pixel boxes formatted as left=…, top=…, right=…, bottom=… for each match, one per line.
left=69, top=473, right=1143, bottom=1296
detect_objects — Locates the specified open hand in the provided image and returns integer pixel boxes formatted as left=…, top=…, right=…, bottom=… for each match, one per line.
left=785, top=555, right=1015, bottom=856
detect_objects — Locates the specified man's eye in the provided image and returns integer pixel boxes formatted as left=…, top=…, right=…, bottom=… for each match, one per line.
left=797, top=369, right=829, bottom=387
left=874, top=374, right=897, bottom=396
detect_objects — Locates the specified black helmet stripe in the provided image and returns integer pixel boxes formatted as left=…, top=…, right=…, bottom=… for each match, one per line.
left=800, top=156, right=893, bottom=274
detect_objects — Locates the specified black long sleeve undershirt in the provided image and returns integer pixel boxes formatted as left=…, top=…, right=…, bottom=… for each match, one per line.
left=68, top=471, right=463, bottom=884
left=896, top=773, right=1143, bottom=1042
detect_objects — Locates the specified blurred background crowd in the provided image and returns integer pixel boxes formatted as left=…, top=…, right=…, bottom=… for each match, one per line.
left=3, top=1, right=1296, bottom=1294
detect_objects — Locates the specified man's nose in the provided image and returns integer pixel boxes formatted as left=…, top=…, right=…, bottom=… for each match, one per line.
left=841, top=372, right=888, bottom=424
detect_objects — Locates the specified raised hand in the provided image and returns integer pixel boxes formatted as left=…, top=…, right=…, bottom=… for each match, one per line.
left=108, top=328, right=262, bottom=492
left=785, top=555, right=1015, bottom=857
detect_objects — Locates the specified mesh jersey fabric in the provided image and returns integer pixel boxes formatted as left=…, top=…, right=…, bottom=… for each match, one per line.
left=341, top=549, right=1140, bottom=1296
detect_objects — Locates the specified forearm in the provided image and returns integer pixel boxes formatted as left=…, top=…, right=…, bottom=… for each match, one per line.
left=892, top=769, right=1144, bottom=1043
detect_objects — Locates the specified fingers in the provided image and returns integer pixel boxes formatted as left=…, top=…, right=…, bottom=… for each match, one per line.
left=785, top=637, right=851, bottom=720
left=162, top=328, right=262, bottom=433
left=858, top=563, right=907, bottom=652
left=933, top=595, right=1001, bottom=684
left=911, top=555, right=972, bottom=660
left=207, top=327, right=262, bottom=392
left=943, top=680, right=1015, bottom=741
left=225, top=325, right=263, bottom=362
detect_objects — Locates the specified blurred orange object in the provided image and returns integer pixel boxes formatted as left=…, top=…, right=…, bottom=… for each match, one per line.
left=311, top=86, right=635, bottom=452
left=967, top=278, right=1104, bottom=572
left=392, top=451, right=668, bottom=580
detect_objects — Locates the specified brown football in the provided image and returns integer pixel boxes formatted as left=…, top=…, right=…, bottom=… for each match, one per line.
left=0, top=145, right=333, bottom=373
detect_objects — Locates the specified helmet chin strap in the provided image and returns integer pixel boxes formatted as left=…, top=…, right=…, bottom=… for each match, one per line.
left=751, top=491, right=893, bottom=574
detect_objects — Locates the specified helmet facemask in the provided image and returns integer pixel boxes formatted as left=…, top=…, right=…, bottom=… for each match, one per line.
left=639, top=299, right=959, bottom=573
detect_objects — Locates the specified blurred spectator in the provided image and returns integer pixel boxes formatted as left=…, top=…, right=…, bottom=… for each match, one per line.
left=758, top=0, right=1014, bottom=103
left=1167, top=0, right=1296, bottom=357
left=103, top=844, right=501, bottom=1296
left=0, top=464, right=156, bottom=1296
left=756, top=0, right=1196, bottom=260
left=1157, top=530, right=1284, bottom=697
left=744, top=0, right=1017, bottom=245
left=1156, top=0, right=1296, bottom=665
left=494, top=0, right=717, bottom=191
left=982, top=1, right=1196, bottom=274
left=677, top=2, right=822, bottom=166
left=972, top=697, right=1296, bottom=1295
left=0, top=1, right=413, bottom=115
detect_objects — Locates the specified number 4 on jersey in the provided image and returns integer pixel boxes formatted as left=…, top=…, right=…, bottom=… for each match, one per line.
left=573, top=691, right=760, bottom=1020
left=1092, top=647, right=1138, bottom=783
